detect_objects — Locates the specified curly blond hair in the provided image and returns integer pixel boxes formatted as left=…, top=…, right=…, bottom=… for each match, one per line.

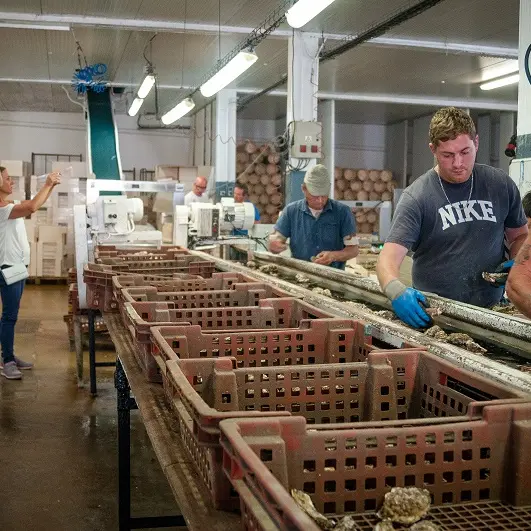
left=429, top=107, right=476, bottom=146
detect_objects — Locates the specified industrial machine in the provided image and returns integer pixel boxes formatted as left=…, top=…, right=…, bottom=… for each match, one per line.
left=74, top=179, right=185, bottom=309
left=173, top=198, right=257, bottom=248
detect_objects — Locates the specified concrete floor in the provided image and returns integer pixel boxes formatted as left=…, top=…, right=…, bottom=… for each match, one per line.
left=0, top=285, right=179, bottom=530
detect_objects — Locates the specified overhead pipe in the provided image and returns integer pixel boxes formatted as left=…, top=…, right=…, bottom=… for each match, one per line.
left=0, top=12, right=518, bottom=58
left=0, top=77, right=516, bottom=111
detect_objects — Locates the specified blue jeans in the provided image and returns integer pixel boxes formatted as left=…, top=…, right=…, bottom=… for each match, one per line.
left=0, top=275, right=25, bottom=364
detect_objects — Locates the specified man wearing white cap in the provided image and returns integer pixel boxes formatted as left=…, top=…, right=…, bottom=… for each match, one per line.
left=269, top=164, right=358, bottom=269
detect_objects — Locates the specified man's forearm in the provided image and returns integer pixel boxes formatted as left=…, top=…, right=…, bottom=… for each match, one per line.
left=332, top=246, right=359, bottom=262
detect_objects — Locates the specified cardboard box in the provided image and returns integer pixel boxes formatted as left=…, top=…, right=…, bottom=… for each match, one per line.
left=36, top=241, right=64, bottom=277
left=51, top=161, right=87, bottom=178
left=0, top=160, right=30, bottom=177
left=28, top=242, right=37, bottom=278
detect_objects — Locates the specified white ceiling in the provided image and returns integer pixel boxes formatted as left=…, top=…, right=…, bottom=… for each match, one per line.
left=0, top=0, right=522, bottom=123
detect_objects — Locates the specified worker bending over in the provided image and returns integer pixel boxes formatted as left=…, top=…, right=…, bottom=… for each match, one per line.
left=376, top=107, right=528, bottom=328
left=269, top=164, right=358, bottom=269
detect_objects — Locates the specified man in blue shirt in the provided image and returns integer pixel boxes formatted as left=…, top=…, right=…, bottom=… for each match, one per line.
left=232, top=183, right=260, bottom=237
left=269, top=165, right=358, bottom=269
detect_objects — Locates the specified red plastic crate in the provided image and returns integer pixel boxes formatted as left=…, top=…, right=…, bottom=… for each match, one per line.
left=151, top=318, right=378, bottom=371
left=94, top=244, right=189, bottom=261
left=220, top=401, right=531, bottom=530
left=125, top=297, right=335, bottom=354
left=111, top=271, right=257, bottom=302
left=121, top=282, right=292, bottom=305
left=125, top=298, right=335, bottom=383
left=84, top=260, right=216, bottom=311
left=164, top=349, right=527, bottom=510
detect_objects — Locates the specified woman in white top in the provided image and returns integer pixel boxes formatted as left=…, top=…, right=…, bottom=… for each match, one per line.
left=0, top=166, right=60, bottom=379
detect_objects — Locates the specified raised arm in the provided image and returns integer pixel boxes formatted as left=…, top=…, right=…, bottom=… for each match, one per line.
left=8, top=172, right=61, bottom=219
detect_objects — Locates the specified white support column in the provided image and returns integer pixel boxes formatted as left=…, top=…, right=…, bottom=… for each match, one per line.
left=517, top=0, right=531, bottom=151
left=214, top=89, right=237, bottom=198
left=498, top=112, right=515, bottom=175
left=509, top=1, right=531, bottom=194
left=321, top=99, right=335, bottom=197
left=287, top=31, right=320, bottom=172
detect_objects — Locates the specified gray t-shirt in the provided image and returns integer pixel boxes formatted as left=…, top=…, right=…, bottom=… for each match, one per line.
left=387, top=164, right=527, bottom=307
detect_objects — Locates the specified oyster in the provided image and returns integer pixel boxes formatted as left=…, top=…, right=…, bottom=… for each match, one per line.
left=312, top=287, right=332, bottom=297
left=335, top=516, right=360, bottom=530
left=374, top=310, right=398, bottom=321
left=246, top=260, right=258, bottom=269
left=482, top=271, right=508, bottom=285
left=259, top=264, right=279, bottom=276
left=424, top=325, right=448, bottom=341
left=410, top=522, right=440, bottom=531
left=291, top=489, right=334, bottom=530
left=491, top=302, right=518, bottom=315
left=295, top=273, right=311, bottom=284
left=446, top=333, right=487, bottom=354
left=378, top=487, right=431, bottom=525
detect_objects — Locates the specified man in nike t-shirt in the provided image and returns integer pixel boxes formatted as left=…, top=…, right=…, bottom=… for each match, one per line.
left=376, top=107, right=528, bottom=328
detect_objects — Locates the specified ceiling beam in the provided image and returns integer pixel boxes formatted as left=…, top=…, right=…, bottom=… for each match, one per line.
left=0, top=12, right=518, bottom=58
left=0, top=77, right=517, bottom=111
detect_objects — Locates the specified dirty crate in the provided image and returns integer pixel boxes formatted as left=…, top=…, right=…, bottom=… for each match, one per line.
left=125, top=298, right=335, bottom=356
left=111, top=271, right=257, bottom=303
left=163, top=349, right=527, bottom=511
left=220, top=401, right=531, bottom=530
left=121, top=282, right=292, bottom=305
left=126, top=298, right=335, bottom=383
left=94, top=244, right=189, bottom=261
left=150, top=318, right=421, bottom=371
left=84, top=261, right=215, bottom=312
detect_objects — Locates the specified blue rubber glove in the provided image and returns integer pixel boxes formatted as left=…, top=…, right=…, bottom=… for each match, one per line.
left=491, top=259, right=515, bottom=287
left=384, top=280, right=432, bottom=329
left=496, top=259, right=514, bottom=272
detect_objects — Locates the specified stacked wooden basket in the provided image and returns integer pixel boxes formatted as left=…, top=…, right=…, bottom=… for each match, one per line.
left=236, top=140, right=283, bottom=224
left=335, top=168, right=398, bottom=236
left=334, top=168, right=397, bottom=202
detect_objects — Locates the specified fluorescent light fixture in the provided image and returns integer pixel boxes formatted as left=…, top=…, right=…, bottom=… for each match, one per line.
left=0, top=22, right=70, bottom=31
left=480, top=74, right=520, bottom=91
left=161, top=97, right=195, bottom=125
left=127, top=97, right=144, bottom=117
left=286, top=0, right=337, bottom=29
left=200, top=51, right=258, bottom=98
left=137, top=74, right=156, bottom=99
left=481, top=60, right=519, bottom=82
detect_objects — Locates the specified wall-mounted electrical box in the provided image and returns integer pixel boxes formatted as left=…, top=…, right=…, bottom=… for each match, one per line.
left=290, top=121, right=322, bottom=159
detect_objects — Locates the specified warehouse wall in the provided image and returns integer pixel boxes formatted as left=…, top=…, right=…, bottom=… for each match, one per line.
left=411, top=115, right=434, bottom=183
left=335, top=123, right=387, bottom=169
left=237, top=118, right=387, bottom=169
left=0, top=111, right=193, bottom=171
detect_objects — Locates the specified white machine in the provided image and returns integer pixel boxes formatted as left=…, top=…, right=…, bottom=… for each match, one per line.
left=74, top=179, right=185, bottom=309
left=173, top=198, right=256, bottom=248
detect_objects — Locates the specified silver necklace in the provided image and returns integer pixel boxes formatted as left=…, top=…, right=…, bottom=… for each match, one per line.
left=438, top=172, right=473, bottom=206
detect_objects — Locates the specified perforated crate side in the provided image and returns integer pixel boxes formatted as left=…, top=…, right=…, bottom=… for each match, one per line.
left=150, top=319, right=373, bottom=368
left=366, top=349, right=528, bottom=421
left=220, top=405, right=531, bottom=530
left=121, top=283, right=292, bottom=306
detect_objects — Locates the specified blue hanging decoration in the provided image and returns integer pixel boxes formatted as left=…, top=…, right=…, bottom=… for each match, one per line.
left=71, top=63, right=108, bottom=94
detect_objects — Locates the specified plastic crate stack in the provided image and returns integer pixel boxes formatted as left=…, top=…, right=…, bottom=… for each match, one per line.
left=88, top=244, right=531, bottom=529
left=64, top=268, right=107, bottom=347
